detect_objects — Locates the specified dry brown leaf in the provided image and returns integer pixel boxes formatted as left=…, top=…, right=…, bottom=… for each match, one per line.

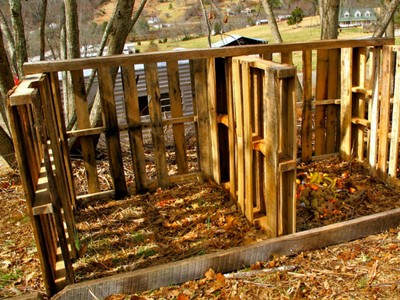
left=205, top=268, right=216, bottom=280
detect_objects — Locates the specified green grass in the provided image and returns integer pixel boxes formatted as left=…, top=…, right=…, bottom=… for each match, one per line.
left=136, top=16, right=372, bottom=52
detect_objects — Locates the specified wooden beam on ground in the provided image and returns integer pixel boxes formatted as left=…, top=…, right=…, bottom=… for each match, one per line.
left=53, top=208, right=400, bottom=300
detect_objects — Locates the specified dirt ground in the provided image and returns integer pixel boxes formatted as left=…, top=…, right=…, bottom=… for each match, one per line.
left=1, top=157, right=400, bottom=299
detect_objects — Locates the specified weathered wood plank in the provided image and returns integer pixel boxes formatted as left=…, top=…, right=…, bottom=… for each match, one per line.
left=144, top=63, right=170, bottom=189
left=24, top=38, right=394, bottom=74
left=326, top=49, right=340, bottom=153
left=388, top=49, right=400, bottom=178
left=167, top=61, right=188, bottom=175
left=53, top=208, right=400, bottom=300
left=232, top=58, right=245, bottom=214
left=70, top=70, right=99, bottom=193
left=368, top=47, right=382, bottom=174
left=98, top=66, right=128, bottom=198
left=225, top=58, right=237, bottom=201
left=340, top=48, right=353, bottom=161
left=192, top=59, right=212, bottom=177
left=377, top=46, right=393, bottom=178
left=301, top=50, right=313, bottom=163
left=241, top=60, right=254, bottom=223
left=121, top=66, right=148, bottom=192
left=207, top=58, right=220, bottom=183
left=315, top=49, right=328, bottom=155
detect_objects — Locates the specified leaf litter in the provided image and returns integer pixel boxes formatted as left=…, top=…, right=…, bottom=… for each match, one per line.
left=1, top=156, right=400, bottom=298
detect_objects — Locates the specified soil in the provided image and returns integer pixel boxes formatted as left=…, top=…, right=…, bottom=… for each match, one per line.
left=1, top=157, right=400, bottom=299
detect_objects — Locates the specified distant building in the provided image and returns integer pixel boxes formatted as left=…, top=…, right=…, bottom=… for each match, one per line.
left=211, top=34, right=267, bottom=48
left=339, top=8, right=377, bottom=28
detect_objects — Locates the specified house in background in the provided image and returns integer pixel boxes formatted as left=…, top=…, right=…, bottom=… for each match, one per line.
left=339, top=8, right=377, bottom=28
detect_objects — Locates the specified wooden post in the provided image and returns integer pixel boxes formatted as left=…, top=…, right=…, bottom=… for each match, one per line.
left=368, top=47, right=382, bottom=174
left=167, top=61, right=188, bottom=175
left=192, top=59, right=212, bottom=177
left=340, top=48, right=353, bottom=161
left=144, top=63, right=170, bottom=189
left=301, top=50, right=313, bottom=163
left=388, top=49, right=400, bottom=179
left=121, top=66, right=148, bottom=192
left=70, top=70, right=100, bottom=193
left=98, top=66, right=128, bottom=198
left=377, top=46, right=393, bottom=179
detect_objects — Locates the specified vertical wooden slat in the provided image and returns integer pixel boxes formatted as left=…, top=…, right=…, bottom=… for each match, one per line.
left=315, top=49, right=329, bottom=155
left=144, top=63, right=170, bottom=189
left=326, top=49, right=340, bottom=153
left=167, top=61, right=188, bottom=175
left=388, top=50, right=400, bottom=178
left=98, top=66, right=128, bottom=198
left=225, top=58, right=237, bottom=200
left=340, top=48, right=353, bottom=161
left=241, top=60, right=254, bottom=223
left=301, top=50, right=313, bottom=162
left=377, top=46, right=393, bottom=178
left=70, top=70, right=99, bottom=193
left=192, top=59, right=212, bottom=177
left=121, top=66, right=148, bottom=192
left=353, top=47, right=367, bottom=161
left=207, top=58, right=220, bottom=183
left=368, top=47, right=382, bottom=173
left=264, top=68, right=279, bottom=237
left=232, top=58, right=245, bottom=214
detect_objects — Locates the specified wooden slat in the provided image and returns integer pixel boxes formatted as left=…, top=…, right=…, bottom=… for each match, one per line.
left=70, top=70, right=99, bottom=193
left=144, top=63, right=170, bottom=189
left=232, top=58, right=245, bottom=213
left=264, top=68, right=279, bottom=237
left=207, top=58, right=220, bottom=183
left=377, top=46, right=393, bottom=178
left=340, top=48, right=353, bottom=161
left=368, top=47, right=382, bottom=174
left=192, top=59, right=212, bottom=177
left=388, top=49, right=400, bottom=178
left=301, top=50, right=313, bottom=163
left=326, top=49, right=340, bottom=153
left=352, top=47, right=368, bottom=160
left=121, top=66, right=148, bottom=192
left=315, top=49, right=329, bottom=155
left=167, top=61, right=188, bottom=175
left=24, top=38, right=393, bottom=74
left=98, top=67, right=128, bottom=198
left=225, top=58, right=237, bottom=201
left=241, top=60, right=254, bottom=223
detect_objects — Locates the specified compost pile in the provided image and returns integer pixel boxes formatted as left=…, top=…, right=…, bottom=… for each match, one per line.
left=1, top=157, right=400, bottom=299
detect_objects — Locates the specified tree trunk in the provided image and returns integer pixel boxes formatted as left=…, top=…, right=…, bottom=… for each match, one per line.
left=89, top=0, right=148, bottom=129
left=0, top=26, right=16, bottom=167
left=319, top=0, right=339, bottom=39
left=9, top=0, right=27, bottom=78
left=261, top=0, right=283, bottom=43
left=39, top=0, right=47, bottom=61
left=0, top=9, right=17, bottom=75
left=199, top=0, right=212, bottom=47
left=373, top=0, right=400, bottom=37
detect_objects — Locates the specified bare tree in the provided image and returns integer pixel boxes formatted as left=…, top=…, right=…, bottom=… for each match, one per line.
left=9, top=0, right=27, bottom=78
left=373, top=0, right=400, bottom=37
left=39, top=0, right=47, bottom=60
left=319, top=0, right=340, bottom=39
left=0, top=26, right=16, bottom=167
left=260, top=0, right=283, bottom=43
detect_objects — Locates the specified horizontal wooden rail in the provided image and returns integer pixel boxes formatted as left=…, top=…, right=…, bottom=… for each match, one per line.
left=23, top=38, right=393, bottom=74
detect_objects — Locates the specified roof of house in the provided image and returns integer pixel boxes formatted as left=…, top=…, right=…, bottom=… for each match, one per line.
left=211, top=34, right=268, bottom=48
left=339, top=8, right=377, bottom=22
